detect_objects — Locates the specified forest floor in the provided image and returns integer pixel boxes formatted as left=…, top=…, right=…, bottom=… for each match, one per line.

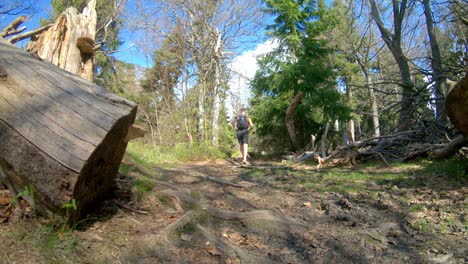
left=0, top=156, right=467, bottom=263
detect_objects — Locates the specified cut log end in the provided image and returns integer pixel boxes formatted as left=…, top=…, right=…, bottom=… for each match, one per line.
left=446, top=74, right=468, bottom=136
left=0, top=65, right=7, bottom=81
left=0, top=41, right=137, bottom=221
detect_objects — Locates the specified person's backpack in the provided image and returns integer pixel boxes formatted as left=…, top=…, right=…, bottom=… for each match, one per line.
left=236, top=115, right=249, bottom=130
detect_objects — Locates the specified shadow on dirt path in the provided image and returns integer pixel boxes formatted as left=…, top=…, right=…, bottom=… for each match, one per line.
left=0, top=158, right=466, bottom=263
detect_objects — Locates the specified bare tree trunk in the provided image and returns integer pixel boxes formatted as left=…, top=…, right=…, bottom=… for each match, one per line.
left=184, top=117, right=193, bottom=145
left=321, top=122, right=330, bottom=158
left=26, top=0, right=97, bottom=81
left=144, top=112, right=157, bottom=149
left=152, top=96, right=163, bottom=145
left=367, top=74, right=381, bottom=137
left=285, top=91, right=303, bottom=150
left=348, top=120, right=355, bottom=143
left=369, top=0, right=415, bottom=131
left=211, top=29, right=222, bottom=147
left=311, top=134, right=316, bottom=152
left=422, top=0, right=446, bottom=125
left=342, top=126, right=349, bottom=145
left=198, top=86, right=206, bottom=143
left=345, top=81, right=355, bottom=143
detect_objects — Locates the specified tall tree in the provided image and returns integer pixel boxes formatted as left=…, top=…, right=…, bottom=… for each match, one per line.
left=422, top=0, right=446, bottom=124
left=252, top=0, right=350, bottom=151
left=330, top=1, right=383, bottom=138
left=140, top=29, right=186, bottom=146
left=131, top=0, right=263, bottom=147
left=368, top=0, right=416, bottom=131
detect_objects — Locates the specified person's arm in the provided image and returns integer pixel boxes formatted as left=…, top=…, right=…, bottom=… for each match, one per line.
left=233, top=116, right=238, bottom=131
left=248, top=117, right=254, bottom=130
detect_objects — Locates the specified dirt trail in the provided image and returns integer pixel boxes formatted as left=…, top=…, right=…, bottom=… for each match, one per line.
left=0, top=158, right=466, bottom=263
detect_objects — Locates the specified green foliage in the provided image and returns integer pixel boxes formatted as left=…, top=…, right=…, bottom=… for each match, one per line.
left=411, top=219, right=430, bottom=233
left=417, top=158, right=468, bottom=181
left=61, top=198, right=77, bottom=211
left=251, top=0, right=350, bottom=150
left=10, top=185, right=33, bottom=206
left=409, top=204, right=425, bottom=213
left=22, top=223, right=79, bottom=256
left=133, top=178, right=157, bottom=200
left=126, top=141, right=228, bottom=167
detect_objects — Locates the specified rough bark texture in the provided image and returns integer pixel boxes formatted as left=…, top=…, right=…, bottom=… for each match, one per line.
left=26, top=0, right=96, bottom=81
left=285, top=91, right=303, bottom=150
left=0, top=40, right=137, bottom=219
left=369, top=0, right=416, bottom=131
left=422, top=0, right=446, bottom=124
left=446, top=74, right=468, bottom=137
left=210, top=29, right=222, bottom=147
left=366, top=73, right=380, bottom=137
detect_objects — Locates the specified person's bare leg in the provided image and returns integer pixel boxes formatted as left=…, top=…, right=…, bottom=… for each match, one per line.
left=239, top=144, right=244, bottom=161
left=242, top=143, right=248, bottom=162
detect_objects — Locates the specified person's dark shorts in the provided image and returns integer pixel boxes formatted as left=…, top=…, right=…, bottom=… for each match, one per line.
left=236, top=129, right=249, bottom=144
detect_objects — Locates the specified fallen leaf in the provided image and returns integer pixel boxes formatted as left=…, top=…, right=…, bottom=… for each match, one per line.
left=90, top=233, right=104, bottom=241
left=0, top=197, right=11, bottom=206
left=429, top=253, right=453, bottom=264
left=278, top=247, right=291, bottom=255
left=206, top=245, right=221, bottom=256
left=303, top=202, right=312, bottom=208
left=181, top=233, right=192, bottom=241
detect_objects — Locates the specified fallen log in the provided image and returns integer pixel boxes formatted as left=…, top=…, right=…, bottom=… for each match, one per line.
left=0, top=39, right=137, bottom=220
left=446, top=74, right=468, bottom=137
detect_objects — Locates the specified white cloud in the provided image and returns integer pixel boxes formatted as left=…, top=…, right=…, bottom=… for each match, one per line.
left=226, top=40, right=277, bottom=117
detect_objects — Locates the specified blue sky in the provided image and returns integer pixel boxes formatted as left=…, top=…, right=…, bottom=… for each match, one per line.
left=1, top=0, right=275, bottom=113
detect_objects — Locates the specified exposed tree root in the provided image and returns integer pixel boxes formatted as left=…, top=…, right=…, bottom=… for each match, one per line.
left=114, top=201, right=148, bottom=215
left=195, top=223, right=279, bottom=264
left=430, top=135, right=468, bottom=159
left=159, top=189, right=307, bottom=235
left=122, top=158, right=309, bottom=263
left=184, top=169, right=244, bottom=188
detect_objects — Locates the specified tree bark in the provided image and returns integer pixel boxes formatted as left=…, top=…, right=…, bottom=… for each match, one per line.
left=0, top=15, right=28, bottom=38
left=366, top=73, right=381, bottom=137
left=26, top=0, right=97, bottom=81
left=369, top=0, right=415, bottom=131
left=422, top=0, right=446, bottom=124
left=446, top=74, right=468, bottom=136
left=345, top=80, right=355, bottom=143
left=198, top=86, right=206, bottom=143
left=321, top=122, right=330, bottom=158
left=7, top=24, right=52, bottom=44
left=0, top=40, right=136, bottom=220
left=210, top=29, right=222, bottom=147
left=285, top=91, right=303, bottom=150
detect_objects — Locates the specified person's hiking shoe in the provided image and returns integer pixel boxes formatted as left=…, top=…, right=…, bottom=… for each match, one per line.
left=242, top=160, right=251, bottom=165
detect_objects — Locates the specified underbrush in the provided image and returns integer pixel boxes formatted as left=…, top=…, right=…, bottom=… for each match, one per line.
left=0, top=219, right=82, bottom=263
left=126, top=141, right=229, bottom=167
left=256, top=158, right=465, bottom=194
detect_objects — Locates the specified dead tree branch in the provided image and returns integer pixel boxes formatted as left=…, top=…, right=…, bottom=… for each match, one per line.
left=7, top=24, right=52, bottom=44
left=0, top=15, right=29, bottom=38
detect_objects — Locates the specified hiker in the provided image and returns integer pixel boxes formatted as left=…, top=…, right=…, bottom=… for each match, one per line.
left=234, top=108, right=254, bottom=164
